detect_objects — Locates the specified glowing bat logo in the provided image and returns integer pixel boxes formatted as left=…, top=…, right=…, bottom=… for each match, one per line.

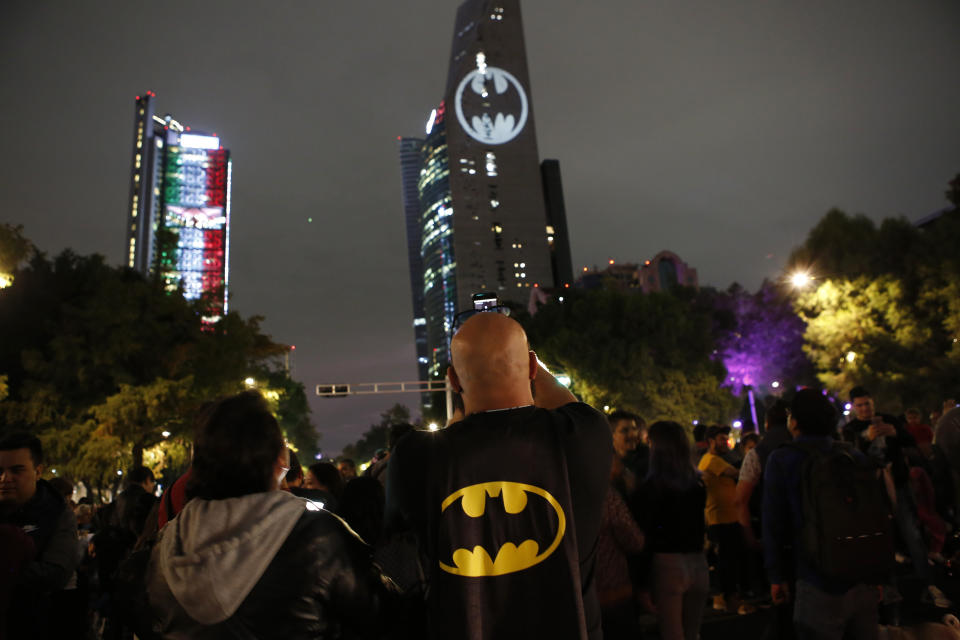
left=438, top=481, right=566, bottom=578
left=454, top=67, right=529, bottom=145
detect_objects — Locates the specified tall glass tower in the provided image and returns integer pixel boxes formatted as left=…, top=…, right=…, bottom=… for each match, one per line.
left=126, top=91, right=231, bottom=322
left=400, top=0, right=573, bottom=410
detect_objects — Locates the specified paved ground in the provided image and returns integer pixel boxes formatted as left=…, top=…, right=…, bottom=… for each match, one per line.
left=633, top=559, right=960, bottom=638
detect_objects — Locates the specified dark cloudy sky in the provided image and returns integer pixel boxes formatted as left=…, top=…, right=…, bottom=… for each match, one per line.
left=2, top=1, right=958, bottom=453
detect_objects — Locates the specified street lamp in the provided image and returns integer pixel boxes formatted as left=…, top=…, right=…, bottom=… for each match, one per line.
left=427, top=422, right=439, bottom=431
left=790, top=271, right=812, bottom=289
left=244, top=377, right=256, bottom=388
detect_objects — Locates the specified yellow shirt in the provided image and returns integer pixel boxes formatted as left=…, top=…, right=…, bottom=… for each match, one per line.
left=698, top=452, right=738, bottom=526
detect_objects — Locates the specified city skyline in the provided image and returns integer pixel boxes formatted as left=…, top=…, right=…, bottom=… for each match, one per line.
left=2, top=0, right=958, bottom=452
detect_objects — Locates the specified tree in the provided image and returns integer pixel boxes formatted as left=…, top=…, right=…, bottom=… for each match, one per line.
left=712, top=282, right=813, bottom=396
left=789, top=176, right=960, bottom=411
left=521, top=288, right=737, bottom=426
left=795, top=276, right=938, bottom=410
left=0, top=245, right=317, bottom=490
left=0, top=223, right=34, bottom=287
left=340, top=403, right=411, bottom=463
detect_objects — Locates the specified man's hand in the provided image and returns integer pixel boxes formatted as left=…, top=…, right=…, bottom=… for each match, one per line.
left=771, top=582, right=791, bottom=605
left=531, top=354, right=577, bottom=410
left=865, top=421, right=896, bottom=441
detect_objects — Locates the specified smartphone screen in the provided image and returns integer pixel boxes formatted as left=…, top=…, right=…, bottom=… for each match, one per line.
left=472, top=292, right=499, bottom=311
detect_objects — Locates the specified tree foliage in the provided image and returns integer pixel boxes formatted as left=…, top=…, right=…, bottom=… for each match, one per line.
left=520, top=288, right=737, bottom=426
left=340, top=403, right=411, bottom=463
left=0, top=246, right=317, bottom=491
left=0, top=223, right=34, bottom=280
left=711, top=282, right=813, bottom=396
left=789, top=175, right=960, bottom=411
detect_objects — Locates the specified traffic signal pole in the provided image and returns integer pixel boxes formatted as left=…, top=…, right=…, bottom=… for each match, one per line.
left=316, top=379, right=453, bottom=422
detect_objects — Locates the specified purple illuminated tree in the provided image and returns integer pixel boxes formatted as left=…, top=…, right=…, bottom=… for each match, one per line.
left=713, top=281, right=812, bottom=398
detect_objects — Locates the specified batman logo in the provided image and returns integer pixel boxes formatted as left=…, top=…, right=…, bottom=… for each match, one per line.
left=454, top=66, right=529, bottom=145
left=438, top=481, right=566, bottom=577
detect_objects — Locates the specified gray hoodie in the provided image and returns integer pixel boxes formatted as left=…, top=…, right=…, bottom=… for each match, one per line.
left=151, top=490, right=306, bottom=625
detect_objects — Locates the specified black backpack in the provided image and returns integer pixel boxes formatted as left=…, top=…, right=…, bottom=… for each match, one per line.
left=788, top=440, right=894, bottom=584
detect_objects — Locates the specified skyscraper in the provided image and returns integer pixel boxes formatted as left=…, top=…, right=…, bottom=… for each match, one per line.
left=398, top=136, right=431, bottom=388
left=400, top=0, right=573, bottom=401
left=126, top=91, right=231, bottom=322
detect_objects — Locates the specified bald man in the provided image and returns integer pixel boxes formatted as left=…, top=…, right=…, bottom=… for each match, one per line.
left=385, top=314, right=613, bottom=640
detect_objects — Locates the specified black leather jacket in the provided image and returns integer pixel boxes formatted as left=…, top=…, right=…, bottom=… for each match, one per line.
left=148, top=508, right=382, bottom=639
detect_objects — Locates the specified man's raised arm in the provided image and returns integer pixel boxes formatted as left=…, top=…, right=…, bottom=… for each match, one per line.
left=531, top=356, right=577, bottom=410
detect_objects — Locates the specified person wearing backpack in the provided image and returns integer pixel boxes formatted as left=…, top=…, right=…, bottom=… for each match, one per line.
left=763, top=389, right=893, bottom=640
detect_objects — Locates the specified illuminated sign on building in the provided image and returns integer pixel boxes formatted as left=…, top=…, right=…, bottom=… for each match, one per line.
left=454, top=65, right=528, bottom=145
left=159, top=144, right=229, bottom=320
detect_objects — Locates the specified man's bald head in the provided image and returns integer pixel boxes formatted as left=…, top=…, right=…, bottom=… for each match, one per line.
left=449, top=313, right=534, bottom=410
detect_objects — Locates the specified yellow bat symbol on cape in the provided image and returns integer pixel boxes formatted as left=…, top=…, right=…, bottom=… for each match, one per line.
left=439, top=481, right=566, bottom=577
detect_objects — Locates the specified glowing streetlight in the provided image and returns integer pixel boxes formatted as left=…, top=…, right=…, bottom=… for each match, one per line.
left=161, top=430, right=171, bottom=438
left=771, top=381, right=780, bottom=389
left=244, top=377, right=256, bottom=388
left=790, top=271, right=812, bottom=289
left=428, top=422, right=439, bottom=432
left=846, top=351, right=857, bottom=364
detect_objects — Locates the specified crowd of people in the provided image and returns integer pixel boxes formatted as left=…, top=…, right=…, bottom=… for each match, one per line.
left=2, top=312, right=960, bottom=639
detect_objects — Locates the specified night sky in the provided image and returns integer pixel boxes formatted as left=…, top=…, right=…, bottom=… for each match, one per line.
left=2, top=1, right=958, bottom=453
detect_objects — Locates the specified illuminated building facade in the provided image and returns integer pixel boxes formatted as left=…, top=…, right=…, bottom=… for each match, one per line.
left=126, top=91, right=231, bottom=322
left=401, top=0, right=573, bottom=397
left=398, top=136, right=431, bottom=387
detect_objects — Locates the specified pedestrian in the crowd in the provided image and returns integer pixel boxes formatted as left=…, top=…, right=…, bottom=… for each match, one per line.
left=338, top=458, right=358, bottom=481
left=935, top=407, right=960, bottom=524
left=284, top=448, right=304, bottom=489
left=304, top=461, right=343, bottom=512
left=146, top=390, right=382, bottom=636
left=112, top=466, right=158, bottom=540
left=764, top=388, right=892, bottom=640
left=339, top=476, right=385, bottom=545
left=692, top=423, right=709, bottom=463
left=608, top=410, right=641, bottom=496
left=366, top=422, right=416, bottom=488
left=735, top=400, right=795, bottom=638
left=595, top=454, right=645, bottom=640
left=634, top=420, right=709, bottom=640
left=698, top=425, right=753, bottom=614
left=736, top=400, right=791, bottom=549
left=904, top=408, right=934, bottom=458
left=0, top=432, right=80, bottom=640
left=385, top=312, right=612, bottom=640
left=92, top=464, right=160, bottom=637
left=157, top=469, right=191, bottom=529
left=843, top=386, right=948, bottom=608
left=741, top=432, right=759, bottom=455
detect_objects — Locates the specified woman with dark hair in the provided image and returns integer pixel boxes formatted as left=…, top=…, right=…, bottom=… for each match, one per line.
left=634, top=421, right=708, bottom=640
left=146, top=391, right=381, bottom=637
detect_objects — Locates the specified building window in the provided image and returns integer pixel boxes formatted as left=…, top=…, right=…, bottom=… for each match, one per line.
left=485, top=151, right=498, bottom=177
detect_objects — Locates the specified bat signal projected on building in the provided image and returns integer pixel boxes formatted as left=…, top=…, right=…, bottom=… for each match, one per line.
left=455, top=65, right=529, bottom=145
